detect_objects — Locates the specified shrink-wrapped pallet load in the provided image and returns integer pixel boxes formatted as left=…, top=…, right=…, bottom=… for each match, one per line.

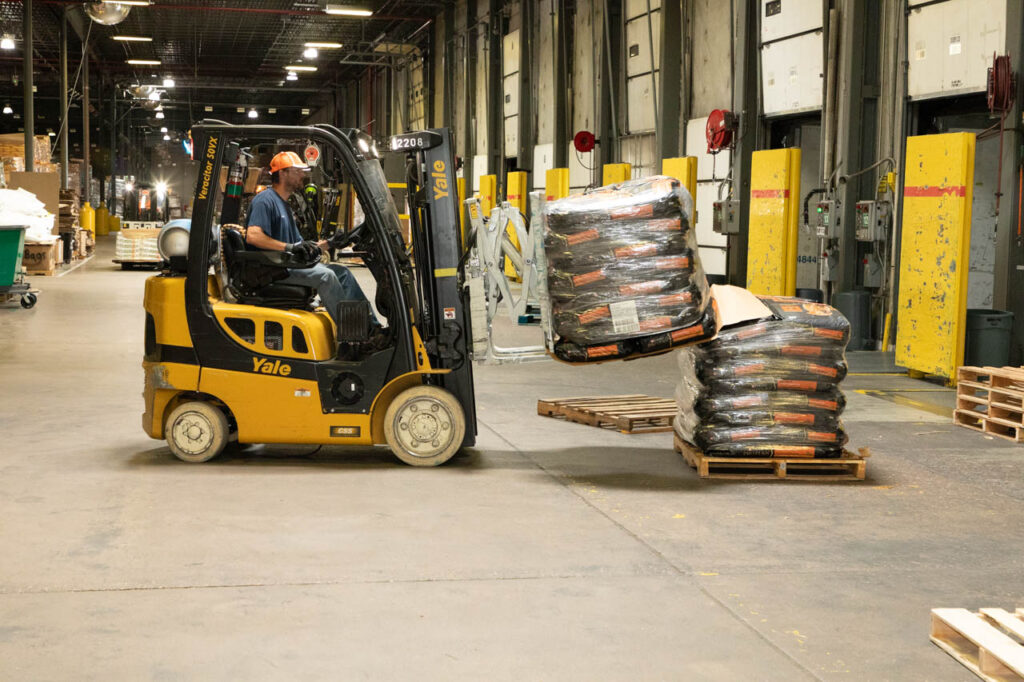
left=543, top=176, right=716, bottom=363
left=674, top=296, right=851, bottom=458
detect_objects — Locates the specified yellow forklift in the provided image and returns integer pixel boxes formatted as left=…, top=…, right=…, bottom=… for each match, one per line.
left=142, top=122, right=476, bottom=465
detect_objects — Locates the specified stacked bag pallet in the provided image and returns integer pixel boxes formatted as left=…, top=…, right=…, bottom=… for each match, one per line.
left=543, top=176, right=716, bottom=363
left=674, top=296, right=851, bottom=458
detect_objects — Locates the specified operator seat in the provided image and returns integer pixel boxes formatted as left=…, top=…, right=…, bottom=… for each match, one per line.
left=219, top=226, right=316, bottom=310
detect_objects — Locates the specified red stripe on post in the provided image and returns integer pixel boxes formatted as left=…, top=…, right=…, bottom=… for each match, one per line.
left=904, top=185, right=967, bottom=197
left=750, top=189, right=790, bottom=198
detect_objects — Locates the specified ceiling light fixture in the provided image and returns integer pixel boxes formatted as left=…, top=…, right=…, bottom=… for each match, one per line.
left=204, top=105, right=213, bottom=112
left=301, top=108, right=310, bottom=115
left=303, top=47, right=318, bottom=59
left=248, top=109, right=258, bottom=119
left=102, top=0, right=153, bottom=6
left=0, top=37, right=15, bottom=50
left=284, top=65, right=317, bottom=72
left=155, top=111, right=165, bottom=119
left=286, top=71, right=298, bottom=81
left=305, top=42, right=343, bottom=49
left=2, top=104, right=11, bottom=115
left=112, top=35, right=152, bottom=42
left=127, top=59, right=161, bottom=65
left=236, top=107, right=245, bottom=113
left=160, top=126, right=167, bottom=132
left=268, top=108, right=277, bottom=114
left=324, top=5, right=373, bottom=16
left=162, top=78, right=175, bottom=88
left=163, top=134, right=171, bottom=141
left=148, top=91, right=161, bottom=101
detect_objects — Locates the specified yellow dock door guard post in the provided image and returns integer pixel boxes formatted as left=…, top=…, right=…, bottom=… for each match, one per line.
left=895, top=132, right=975, bottom=382
left=504, top=171, right=529, bottom=280
left=545, top=168, right=570, bottom=201
left=602, top=163, right=631, bottom=185
left=746, top=148, right=801, bottom=296
left=661, top=157, right=699, bottom=219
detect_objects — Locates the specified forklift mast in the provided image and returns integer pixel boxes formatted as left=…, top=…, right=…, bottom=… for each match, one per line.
left=395, top=129, right=477, bottom=445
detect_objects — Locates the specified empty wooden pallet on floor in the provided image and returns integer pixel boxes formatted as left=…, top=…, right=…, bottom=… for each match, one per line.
left=954, top=366, right=1024, bottom=444
left=931, top=607, right=1024, bottom=681
left=537, top=395, right=676, bottom=434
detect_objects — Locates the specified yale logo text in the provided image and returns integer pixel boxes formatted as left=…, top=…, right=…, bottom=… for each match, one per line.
left=432, top=159, right=448, bottom=200
left=252, top=357, right=292, bottom=376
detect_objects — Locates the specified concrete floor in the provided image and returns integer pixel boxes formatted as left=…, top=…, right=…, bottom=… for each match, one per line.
left=2, top=238, right=1023, bottom=680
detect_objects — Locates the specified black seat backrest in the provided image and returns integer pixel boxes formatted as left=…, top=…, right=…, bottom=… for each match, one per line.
left=220, top=226, right=289, bottom=296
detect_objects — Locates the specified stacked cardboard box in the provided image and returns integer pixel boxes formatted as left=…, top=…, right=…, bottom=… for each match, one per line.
left=58, top=188, right=80, bottom=233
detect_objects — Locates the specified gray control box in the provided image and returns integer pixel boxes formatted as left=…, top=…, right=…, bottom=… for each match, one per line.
left=813, top=200, right=840, bottom=239
left=854, top=200, right=890, bottom=242
left=712, top=199, right=741, bottom=235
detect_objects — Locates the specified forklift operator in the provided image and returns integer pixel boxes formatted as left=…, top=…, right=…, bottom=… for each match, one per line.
left=245, top=151, right=379, bottom=327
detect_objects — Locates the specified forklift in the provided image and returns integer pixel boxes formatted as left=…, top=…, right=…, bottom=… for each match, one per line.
left=142, top=122, right=477, bottom=466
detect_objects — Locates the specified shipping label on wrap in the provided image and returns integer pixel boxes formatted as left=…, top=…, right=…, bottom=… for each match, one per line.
left=609, top=300, right=640, bottom=334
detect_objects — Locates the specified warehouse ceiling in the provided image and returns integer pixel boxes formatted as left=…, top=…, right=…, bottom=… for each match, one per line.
left=0, top=0, right=444, bottom=153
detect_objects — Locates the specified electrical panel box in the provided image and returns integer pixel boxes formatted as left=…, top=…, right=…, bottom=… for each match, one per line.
left=821, top=247, right=839, bottom=283
left=712, top=199, right=741, bottom=235
left=813, top=199, right=840, bottom=239
left=863, top=252, right=884, bottom=288
left=855, top=200, right=890, bottom=242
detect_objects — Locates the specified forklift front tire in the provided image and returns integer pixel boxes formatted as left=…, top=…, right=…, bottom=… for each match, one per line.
left=165, top=400, right=230, bottom=463
left=384, top=385, right=465, bottom=467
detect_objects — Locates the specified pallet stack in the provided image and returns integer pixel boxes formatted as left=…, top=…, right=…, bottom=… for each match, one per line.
left=954, top=366, right=1024, bottom=443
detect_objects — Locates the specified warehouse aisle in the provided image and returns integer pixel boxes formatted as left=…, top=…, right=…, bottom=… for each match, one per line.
left=1, top=237, right=1021, bottom=680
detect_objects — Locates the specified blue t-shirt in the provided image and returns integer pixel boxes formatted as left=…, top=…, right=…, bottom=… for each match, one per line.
left=246, top=188, right=301, bottom=247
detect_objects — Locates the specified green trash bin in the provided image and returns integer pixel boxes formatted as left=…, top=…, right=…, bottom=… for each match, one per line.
left=964, top=309, right=1014, bottom=367
left=0, top=225, right=27, bottom=287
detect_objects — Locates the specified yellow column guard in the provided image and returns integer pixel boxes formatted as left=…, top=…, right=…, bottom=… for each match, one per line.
left=661, top=157, right=698, bottom=203
left=602, top=163, right=631, bottom=185
left=746, top=148, right=801, bottom=297
left=504, top=171, right=529, bottom=279
left=896, top=132, right=975, bottom=381
left=545, top=168, right=570, bottom=200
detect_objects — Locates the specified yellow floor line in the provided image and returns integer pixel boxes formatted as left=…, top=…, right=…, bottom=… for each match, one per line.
left=853, top=389, right=952, bottom=417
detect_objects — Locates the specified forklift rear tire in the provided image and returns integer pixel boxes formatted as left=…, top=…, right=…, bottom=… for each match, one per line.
left=165, top=401, right=229, bottom=463
left=384, top=385, right=465, bottom=467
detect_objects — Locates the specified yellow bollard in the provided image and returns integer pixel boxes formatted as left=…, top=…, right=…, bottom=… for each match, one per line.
left=478, top=175, right=497, bottom=218
left=545, top=168, right=570, bottom=201
left=661, top=157, right=698, bottom=203
left=602, top=163, right=631, bottom=185
left=80, top=201, right=95, bottom=235
left=746, top=148, right=801, bottom=297
left=95, top=202, right=110, bottom=236
left=504, top=171, right=528, bottom=279
left=109, top=215, right=121, bottom=232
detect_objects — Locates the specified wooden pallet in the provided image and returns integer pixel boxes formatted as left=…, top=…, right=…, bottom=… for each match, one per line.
left=537, top=395, right=676, bottom=434
left=931, top=608, right=1024, bottom=681
left=954, top=366, right=1024, bottom=443
left=672, top=435, right=867, bottom=481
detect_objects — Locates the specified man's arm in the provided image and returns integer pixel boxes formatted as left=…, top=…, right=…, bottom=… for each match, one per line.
left=246, top=225, right=289, bottom=251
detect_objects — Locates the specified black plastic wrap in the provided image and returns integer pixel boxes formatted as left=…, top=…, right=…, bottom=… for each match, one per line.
left=544, top=175, right=713, bottom=362
left=673, top=296, right=851, bottom=458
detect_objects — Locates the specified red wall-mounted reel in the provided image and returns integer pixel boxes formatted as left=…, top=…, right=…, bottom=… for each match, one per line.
left=573, top=130, right=597, bottom=153
left=706, top=109, right=736, bottom=154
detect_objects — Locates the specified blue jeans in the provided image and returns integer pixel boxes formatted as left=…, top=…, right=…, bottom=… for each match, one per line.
left=281, top=263, right=380, bottom=326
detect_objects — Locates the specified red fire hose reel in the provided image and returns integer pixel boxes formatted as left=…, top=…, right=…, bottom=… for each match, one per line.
left=573, top=130, right=597, bottom=153
left=706, top=109, right=736, bottom=155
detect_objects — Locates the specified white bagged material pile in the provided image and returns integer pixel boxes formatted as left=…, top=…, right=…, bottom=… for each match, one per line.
left=674, top=296, right=851, bottom=458
left=543, top=175, right=716, bottom=363
left=0, top=188, right=56, bottom=243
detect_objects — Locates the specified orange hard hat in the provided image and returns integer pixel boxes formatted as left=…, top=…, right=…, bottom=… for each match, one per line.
left=269, top=151, right=310, bottom=173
